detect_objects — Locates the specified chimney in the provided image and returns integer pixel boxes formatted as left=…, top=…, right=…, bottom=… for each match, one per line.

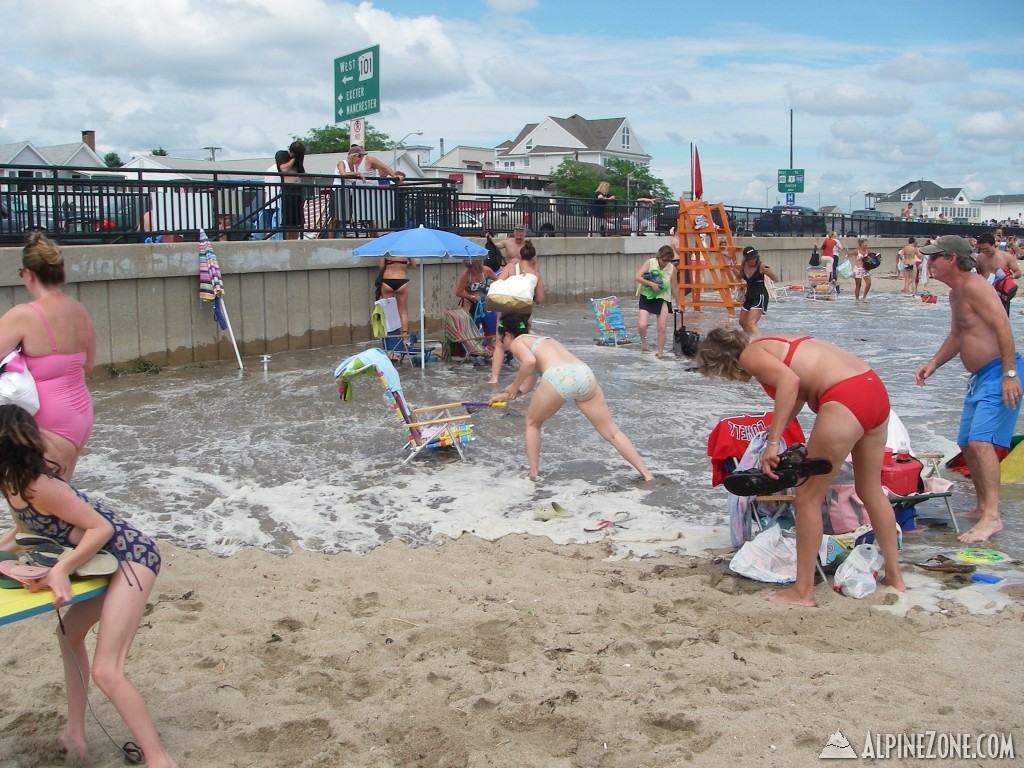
left=439, top=138, right=444, bottom=158
left=81, top=131, right=96, bottom=151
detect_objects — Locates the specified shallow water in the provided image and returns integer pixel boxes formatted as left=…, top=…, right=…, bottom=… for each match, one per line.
left=76, top=284, right=1024, bottom=561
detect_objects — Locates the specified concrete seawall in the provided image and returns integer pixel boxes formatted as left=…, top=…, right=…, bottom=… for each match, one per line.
left=0, top=235, right=904, bottom=367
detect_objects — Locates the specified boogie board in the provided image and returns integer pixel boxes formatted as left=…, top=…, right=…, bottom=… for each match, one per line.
left=0, top=577, right=108, bottom=627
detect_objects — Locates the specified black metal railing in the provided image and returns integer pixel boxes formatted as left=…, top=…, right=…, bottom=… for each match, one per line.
left=1, top=163, right=1021, bottom=245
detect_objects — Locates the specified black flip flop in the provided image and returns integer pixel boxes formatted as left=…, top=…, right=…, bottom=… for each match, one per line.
left=723, top=457, right=833, bottom=497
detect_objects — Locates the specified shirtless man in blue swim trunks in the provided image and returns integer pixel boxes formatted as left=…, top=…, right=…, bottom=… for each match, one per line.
left=488, top=314, right=653, bottom=481
left=915, top=235, right=1023, bottom=543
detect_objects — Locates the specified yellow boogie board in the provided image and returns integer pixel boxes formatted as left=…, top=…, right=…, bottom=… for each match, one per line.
left=0, top=577, right=109, bottom=627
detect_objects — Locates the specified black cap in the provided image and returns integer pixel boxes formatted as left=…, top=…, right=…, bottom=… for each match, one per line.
left=742, top=246, right=759, bottom=260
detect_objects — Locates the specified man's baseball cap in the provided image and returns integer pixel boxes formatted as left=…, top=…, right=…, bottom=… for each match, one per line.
left=920, top=235, right=976, bottom=269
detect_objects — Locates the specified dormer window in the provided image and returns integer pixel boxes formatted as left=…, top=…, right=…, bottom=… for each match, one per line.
left=525, top=139, right=533, bottom=150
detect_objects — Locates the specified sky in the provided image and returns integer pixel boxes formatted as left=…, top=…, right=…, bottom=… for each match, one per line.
left=2, top=0, right=1021, bottom=211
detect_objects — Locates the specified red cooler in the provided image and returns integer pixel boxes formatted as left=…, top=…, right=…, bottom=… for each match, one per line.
left=881, top=457, right=923, bottom=496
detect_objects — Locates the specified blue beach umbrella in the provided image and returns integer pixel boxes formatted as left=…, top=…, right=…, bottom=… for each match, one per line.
left=352, top=225, right=487, bottom=369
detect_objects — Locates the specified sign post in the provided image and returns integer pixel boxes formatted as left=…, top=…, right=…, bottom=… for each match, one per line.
left=777, top=168, right=805, bottom=194
left=334, top=45, right=380, bottom=122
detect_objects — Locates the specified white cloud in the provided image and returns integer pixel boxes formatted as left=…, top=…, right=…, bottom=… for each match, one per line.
left=875, top=52, right=964, bottom=83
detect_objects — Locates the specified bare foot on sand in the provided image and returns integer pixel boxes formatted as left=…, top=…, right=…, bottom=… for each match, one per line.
left=487, top=377, right=499, bottom=385
left=59, top=735, right=88, bottom=768
left=879, top=574, right=907, bottom=592
left=766, top=587, right=816, bottom=607
left=958, top=519, right=1003, bottom=543
left=639, top=471, right=655, bottom=482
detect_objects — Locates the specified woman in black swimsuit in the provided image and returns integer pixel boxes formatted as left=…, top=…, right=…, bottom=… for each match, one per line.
left=737, top=246, right=777, bottom=337
left=379, top=256, right=416, bottom=340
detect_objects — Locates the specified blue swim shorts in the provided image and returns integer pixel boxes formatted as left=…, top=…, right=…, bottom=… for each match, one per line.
left=958, top=354, right=1024, bottom=449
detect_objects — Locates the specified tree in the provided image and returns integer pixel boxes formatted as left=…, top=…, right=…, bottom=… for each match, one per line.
left=151, top=147, right=169, bottom=156
left=103, top=152, right=124, bottom=168
left=548, top=157, right=672, bottom=204
left=547, top=158, right=605, bottom=199
left=604, top=158, right=672, bottom=202
left=291, top=123, right=392, bottom=153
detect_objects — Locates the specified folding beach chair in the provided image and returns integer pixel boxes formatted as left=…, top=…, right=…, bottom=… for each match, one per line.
left=764, top=276, right=789, bottom=301
left=334, top=348, right=474, bottom=464
left=441, top=308, right=489, bottom=363
left=591, top=296, right=633, bottom=346
left=805, top=265, right=837, bottom=301
left=373, top=297, right=436, bottom=366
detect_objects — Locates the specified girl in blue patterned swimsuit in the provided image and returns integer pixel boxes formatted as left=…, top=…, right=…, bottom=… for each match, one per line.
left=488, top=315, right=654, bottom=482
left=0, top=405, right=177, bottom=767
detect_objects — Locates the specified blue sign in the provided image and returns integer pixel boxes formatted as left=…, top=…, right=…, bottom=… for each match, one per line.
left=785, top=192, right=795, bottom=205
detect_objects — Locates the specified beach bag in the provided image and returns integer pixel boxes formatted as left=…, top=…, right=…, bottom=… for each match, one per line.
left=837, top=259, right=853, bottom=279
left=729, top=524, right=796, bottom=583
left=808, top=246, right=820, bottom=267
left=862, top=252, right=881, bottom=271
left=0, top=348, right=40, bottom=415
left=675, top=327, right=701, bottom=357
left=485, top=272, right=537, bottom=313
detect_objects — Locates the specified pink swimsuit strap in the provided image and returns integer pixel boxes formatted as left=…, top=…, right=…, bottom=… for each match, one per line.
left=27, top=303, right=58, bottom=353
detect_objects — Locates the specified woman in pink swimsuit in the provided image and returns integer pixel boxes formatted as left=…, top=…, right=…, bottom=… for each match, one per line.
left=0, top=231, right=95, bottom=480
left=696, top=327, right=906, bottom=607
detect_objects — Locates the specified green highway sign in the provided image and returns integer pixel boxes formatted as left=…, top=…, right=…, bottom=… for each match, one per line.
left=334, top=45, right=380, bottom=122
left=778, top=168, right=805, bottom=194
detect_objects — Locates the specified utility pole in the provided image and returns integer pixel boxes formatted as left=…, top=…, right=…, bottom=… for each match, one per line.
left=204, top=146, right=222, bottom=161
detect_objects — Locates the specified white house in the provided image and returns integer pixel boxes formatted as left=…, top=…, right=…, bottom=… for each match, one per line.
left=0, top=131, right=106, bottom=186
left=875, top=180, right=1023, bottom=225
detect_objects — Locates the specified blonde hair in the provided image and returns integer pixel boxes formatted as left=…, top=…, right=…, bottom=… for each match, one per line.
left=596, top=181, right=610, bottom=194
left=696, top=326, right=750, bottom=381
left=22, top=231, right=65, bottom=285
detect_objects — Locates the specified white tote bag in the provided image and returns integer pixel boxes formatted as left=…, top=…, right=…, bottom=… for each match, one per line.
left=0, top=348, right=40, bottom=414
left=485, top=272, right=538, bottom=313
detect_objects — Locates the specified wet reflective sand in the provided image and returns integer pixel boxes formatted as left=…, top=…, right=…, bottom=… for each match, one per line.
left=78, top=279, right=1024, bottom=560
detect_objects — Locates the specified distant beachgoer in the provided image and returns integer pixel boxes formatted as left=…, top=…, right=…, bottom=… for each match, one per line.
left=489, top=314, right=654, bottom=481
left=634, top=245, right=676, bottom=357
left=976, top=232, right=1020, bottom=315
left=851, top=238, right=874, bottom=303
left=378, top=255, right=416, bottom=342
left=819, top=231, right=839, bottom=278
left=277, top=141, right=306, bottom=240
left=589, top=181, right=614, bottom=236
left=696, top=327, right=906, bottom=607
left=736, top=246, right=776, bottom=337
left=898, top=237, right=919, bottom=295
left=0, top=405, right=177, bottom=768
left=914, top=235, right=1022, bottom=543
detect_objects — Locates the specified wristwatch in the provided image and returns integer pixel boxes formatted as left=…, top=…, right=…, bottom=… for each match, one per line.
left=1004, top=369, right=1017, bottom=379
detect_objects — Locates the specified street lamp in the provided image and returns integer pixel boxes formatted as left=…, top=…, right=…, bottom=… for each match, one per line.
left=764, top=185, right=775, bottom=208
left=848, top=190, right=866, bottom=213
left=626, top=170, right=639, bottom=200
left=393, top=131, right=423, bottom=172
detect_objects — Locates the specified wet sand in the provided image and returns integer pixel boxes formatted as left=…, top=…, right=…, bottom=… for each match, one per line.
left=3, top=271, right=1024, bottom=767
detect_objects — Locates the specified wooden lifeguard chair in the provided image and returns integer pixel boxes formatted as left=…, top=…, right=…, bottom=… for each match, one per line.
left=672, top=200, right=742, bottom=321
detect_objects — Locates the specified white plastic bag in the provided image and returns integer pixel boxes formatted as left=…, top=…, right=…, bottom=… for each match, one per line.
left=833, top=543, right=883, bottom=598
left=0, top=349, right=40, bottom=415
left=837, top=259, right=853, bottom=279
left=485, top=273, right=538, bottom=313
left=729, top=525, right=796, bottom=583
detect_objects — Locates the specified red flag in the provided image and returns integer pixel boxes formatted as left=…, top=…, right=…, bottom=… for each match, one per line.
left=693, top=146, right=703, bottom=200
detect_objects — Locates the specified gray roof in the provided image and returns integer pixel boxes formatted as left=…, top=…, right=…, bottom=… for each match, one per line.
left=877, top=180, right=962, bottom=202
left=982, top=194, right=1024, bottom=204
left=499, top=114, right=629, bottom=157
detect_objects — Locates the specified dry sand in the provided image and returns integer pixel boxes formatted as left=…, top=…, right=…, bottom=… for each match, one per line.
left=3, top=267, right=1022, bottom=768
left=2, top=535, right=1023, bottom=768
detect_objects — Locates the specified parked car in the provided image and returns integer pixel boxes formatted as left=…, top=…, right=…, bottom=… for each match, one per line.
left=751, top=205, right=824, bottom=236
left=850, top=209, right=897, bottom=221
left=426, top=210, right=485, bottom=234
left=0, top=195, right=55, bottom=242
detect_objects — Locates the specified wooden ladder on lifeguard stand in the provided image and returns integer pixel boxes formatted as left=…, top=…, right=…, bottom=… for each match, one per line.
left=672, top=200, right=741, bottom=322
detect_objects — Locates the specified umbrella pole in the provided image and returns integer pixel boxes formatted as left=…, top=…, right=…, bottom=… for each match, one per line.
left=420, top=268, right=426, bottom=370
left=218, top=297, right=244, bottom=370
